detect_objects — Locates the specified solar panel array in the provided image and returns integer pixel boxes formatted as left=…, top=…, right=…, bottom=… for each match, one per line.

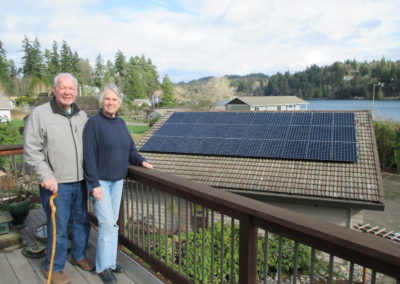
left=140, top=112, right=357, bottom=162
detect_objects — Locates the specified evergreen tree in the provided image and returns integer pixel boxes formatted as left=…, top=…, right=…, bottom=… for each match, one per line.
left=76, top=58, right=93, bottom=86
left=103, top=60, right=116, bottom=85
left=0, top=41, right=14, bottom=93
left=60, top=41, right=77, bottom=74
left=124, top=56, right=146, bottom=100
left=93, top=53, right=105, bottom=88
left=160, top=75, right=176, bottom=106
left=114, top=50, right=126, bottom=77
left=21, top=36, right=43, bottom=78
left=44, top=41, right=60, bottom=79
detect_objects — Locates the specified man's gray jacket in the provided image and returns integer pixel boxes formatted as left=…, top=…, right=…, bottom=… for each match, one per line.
left=24, top=97, right=88, bottom=184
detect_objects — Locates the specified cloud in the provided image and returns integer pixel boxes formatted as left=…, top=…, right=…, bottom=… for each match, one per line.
left=1, top=0, right=399, bottom=82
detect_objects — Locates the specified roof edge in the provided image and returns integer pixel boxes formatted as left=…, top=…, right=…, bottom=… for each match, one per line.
left=227, top=189, right=385, bottom=211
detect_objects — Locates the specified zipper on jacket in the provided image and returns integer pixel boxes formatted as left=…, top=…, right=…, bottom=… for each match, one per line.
left=69, top=117, right=80, bottom=181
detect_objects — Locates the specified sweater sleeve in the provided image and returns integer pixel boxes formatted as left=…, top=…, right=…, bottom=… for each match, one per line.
left=83, top=118, right=100, bottom=190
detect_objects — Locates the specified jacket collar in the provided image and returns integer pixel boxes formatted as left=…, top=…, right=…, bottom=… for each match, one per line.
left=50, top=96, right=81, bottom=117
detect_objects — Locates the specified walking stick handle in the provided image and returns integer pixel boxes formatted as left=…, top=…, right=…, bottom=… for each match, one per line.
left=46, top=192, right=58, bottom=284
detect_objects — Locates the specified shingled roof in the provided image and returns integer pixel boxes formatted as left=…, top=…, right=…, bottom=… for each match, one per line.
left=137, top=110, right=384, bottom=210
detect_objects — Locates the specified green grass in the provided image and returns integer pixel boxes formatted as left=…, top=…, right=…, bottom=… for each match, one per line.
left=127, top=125, right=149, bottom=134
left=127, top=125, right=150, bottom=142
left=10, top=119, right=24, bottom=128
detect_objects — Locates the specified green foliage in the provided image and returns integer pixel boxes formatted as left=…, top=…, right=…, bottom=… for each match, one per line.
left=43, top=41, right=60, bottom=80
left=160, top=75, right=177, bottom=107
left=123, top=55, right=160, bottom=100
left=93, top=53, right=104, bottom=87
left=149, top=116, right=160, bottom=127
left=0, top=120, right=21, bottom=145
left=155, top=222, right=316, bottom=283
left=59, top=40, right=79, bottom=75
left=179, top=58, right=400, bottom=100
left=0, top=41, right=15, bottom=93
left=126, top=125, right=149, bottom=134
left=21, top=36, right=43, bottom=78
left=15, top=96, right=35, bottom=105
left=374, top=121, right=400, bottom=171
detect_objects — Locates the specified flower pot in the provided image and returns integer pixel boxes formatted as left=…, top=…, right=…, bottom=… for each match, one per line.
left=0, top=199, right=30, bottom=229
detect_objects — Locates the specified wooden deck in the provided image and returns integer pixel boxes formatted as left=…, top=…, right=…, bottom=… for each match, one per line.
left=0, top=208, right=164, bottom=284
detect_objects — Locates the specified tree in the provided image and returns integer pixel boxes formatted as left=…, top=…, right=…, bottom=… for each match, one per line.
left=75, top=58, right=93, bottom=86
left=114, top=50, right=126, bottom=77
left=124, top=57, right=146, bottom=100
left=103, top=60, right=116, bottom=85
left=160, top=75, right=176, bottom=107
left=114, top=50, right=126, bottom=88
left=93, top=54, right=105, bottom=88
left=21, top=36, right=43, bottom=78
left=0, top=41, right=14, bottom=94
left=43, top=41, right=60, bottom=80
left=60, top=41, right=78, bottom=74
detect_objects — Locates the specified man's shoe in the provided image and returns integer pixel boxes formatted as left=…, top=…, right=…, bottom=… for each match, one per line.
left=99, top=268, right=117, bottom=284
left=112, top=264, right=124, bottom=273
left=43, top=270, right=71, bottom=284
left=70, top=257, right=94, bottom=271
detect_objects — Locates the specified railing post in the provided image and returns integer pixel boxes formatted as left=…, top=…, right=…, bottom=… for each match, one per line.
left=239, top=214, right=258, bottom=284
left=118, top=181, right=126, bottom=237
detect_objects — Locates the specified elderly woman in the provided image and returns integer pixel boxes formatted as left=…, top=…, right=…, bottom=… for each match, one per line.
left=83, top=83, right=153, bottom=284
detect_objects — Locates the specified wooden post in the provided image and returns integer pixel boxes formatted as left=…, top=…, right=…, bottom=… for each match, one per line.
left=239, top=214, right=258, bottom=284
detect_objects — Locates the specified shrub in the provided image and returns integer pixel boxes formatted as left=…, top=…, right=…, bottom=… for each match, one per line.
left=0, top=120, right=21, bottom=146
left=374, top=122, right=400, bottom=172
left=155, top=222, right=320, bottom=283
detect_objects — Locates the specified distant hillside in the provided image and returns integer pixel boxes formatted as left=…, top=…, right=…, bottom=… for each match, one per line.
left=176, top=58, right=400, bottom=101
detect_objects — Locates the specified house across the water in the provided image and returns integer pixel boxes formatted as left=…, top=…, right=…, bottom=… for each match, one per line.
left=224, top=96, right=308, bottom=111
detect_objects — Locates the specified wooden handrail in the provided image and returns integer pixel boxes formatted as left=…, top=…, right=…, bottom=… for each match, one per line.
left=2, top=145, right=399, bottom=282
left=0, top=144, right=24, bottom=156
left=129, top=165, right=400, bottom=280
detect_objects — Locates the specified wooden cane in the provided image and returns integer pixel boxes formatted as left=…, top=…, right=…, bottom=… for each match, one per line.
left=47, top=192, right=58, bottom=284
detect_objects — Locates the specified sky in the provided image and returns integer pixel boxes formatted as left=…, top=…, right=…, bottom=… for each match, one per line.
left=1, top=0, right=400, bottom=83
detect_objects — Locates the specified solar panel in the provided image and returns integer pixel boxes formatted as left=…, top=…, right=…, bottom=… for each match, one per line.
left=140, top=112, right=357, bottom=162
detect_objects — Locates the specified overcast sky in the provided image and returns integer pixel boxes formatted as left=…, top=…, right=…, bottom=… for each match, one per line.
left=1, top=0, right=399, bottom=82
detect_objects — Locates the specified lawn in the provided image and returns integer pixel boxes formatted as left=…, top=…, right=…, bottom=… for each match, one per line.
left=9, top=119, right=149, bottom=144
left=127, top=125, right=150, bottom=142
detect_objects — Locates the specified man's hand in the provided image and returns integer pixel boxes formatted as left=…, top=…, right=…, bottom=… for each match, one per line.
left=142, top=161, right=154, bottom=169
left=41, top=178, right=58, bottom=193
left=92, top=187, right=103, bottom=200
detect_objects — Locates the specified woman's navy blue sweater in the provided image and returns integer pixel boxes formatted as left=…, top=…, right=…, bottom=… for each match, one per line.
left=83, top=111, right=146, bottom=189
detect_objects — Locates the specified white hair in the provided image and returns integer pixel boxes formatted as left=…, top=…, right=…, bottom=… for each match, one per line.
left=54, top=73, right=78, bottom=88
left=98, top=83, right=123, bottom=105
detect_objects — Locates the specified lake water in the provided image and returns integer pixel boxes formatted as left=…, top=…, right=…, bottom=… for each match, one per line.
left=305, top=100, right=400, bottom=122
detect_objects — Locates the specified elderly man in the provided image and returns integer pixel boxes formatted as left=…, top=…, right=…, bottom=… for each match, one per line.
left=24, top=73, right=93, bottom=284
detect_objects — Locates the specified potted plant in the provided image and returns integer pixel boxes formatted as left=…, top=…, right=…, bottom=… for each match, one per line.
left=0, top=172, right=36, bottom=229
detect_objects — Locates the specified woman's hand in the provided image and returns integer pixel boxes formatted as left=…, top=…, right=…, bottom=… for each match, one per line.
left=92, top=187, right=103, bottom=200
left=142, top=161, right=153, bottom=169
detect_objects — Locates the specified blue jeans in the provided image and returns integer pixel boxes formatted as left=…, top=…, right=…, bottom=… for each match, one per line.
left=40, top=181, right=90, bottom=272
left=88, top=180, right=123, bottom=273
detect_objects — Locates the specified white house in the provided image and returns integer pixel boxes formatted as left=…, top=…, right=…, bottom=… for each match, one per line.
left=0, top=97, right=12, bottom=122
left=225, top=96, right=309, bottom=111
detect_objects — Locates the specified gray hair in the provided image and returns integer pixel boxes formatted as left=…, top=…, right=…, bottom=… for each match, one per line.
left=54, top=72, right=78, bottom=88
left=98, top=83, right=123, bottom=105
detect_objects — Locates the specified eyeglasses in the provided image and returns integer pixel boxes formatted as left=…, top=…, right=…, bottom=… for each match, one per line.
left=57, top=86, right=76, bottom=91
